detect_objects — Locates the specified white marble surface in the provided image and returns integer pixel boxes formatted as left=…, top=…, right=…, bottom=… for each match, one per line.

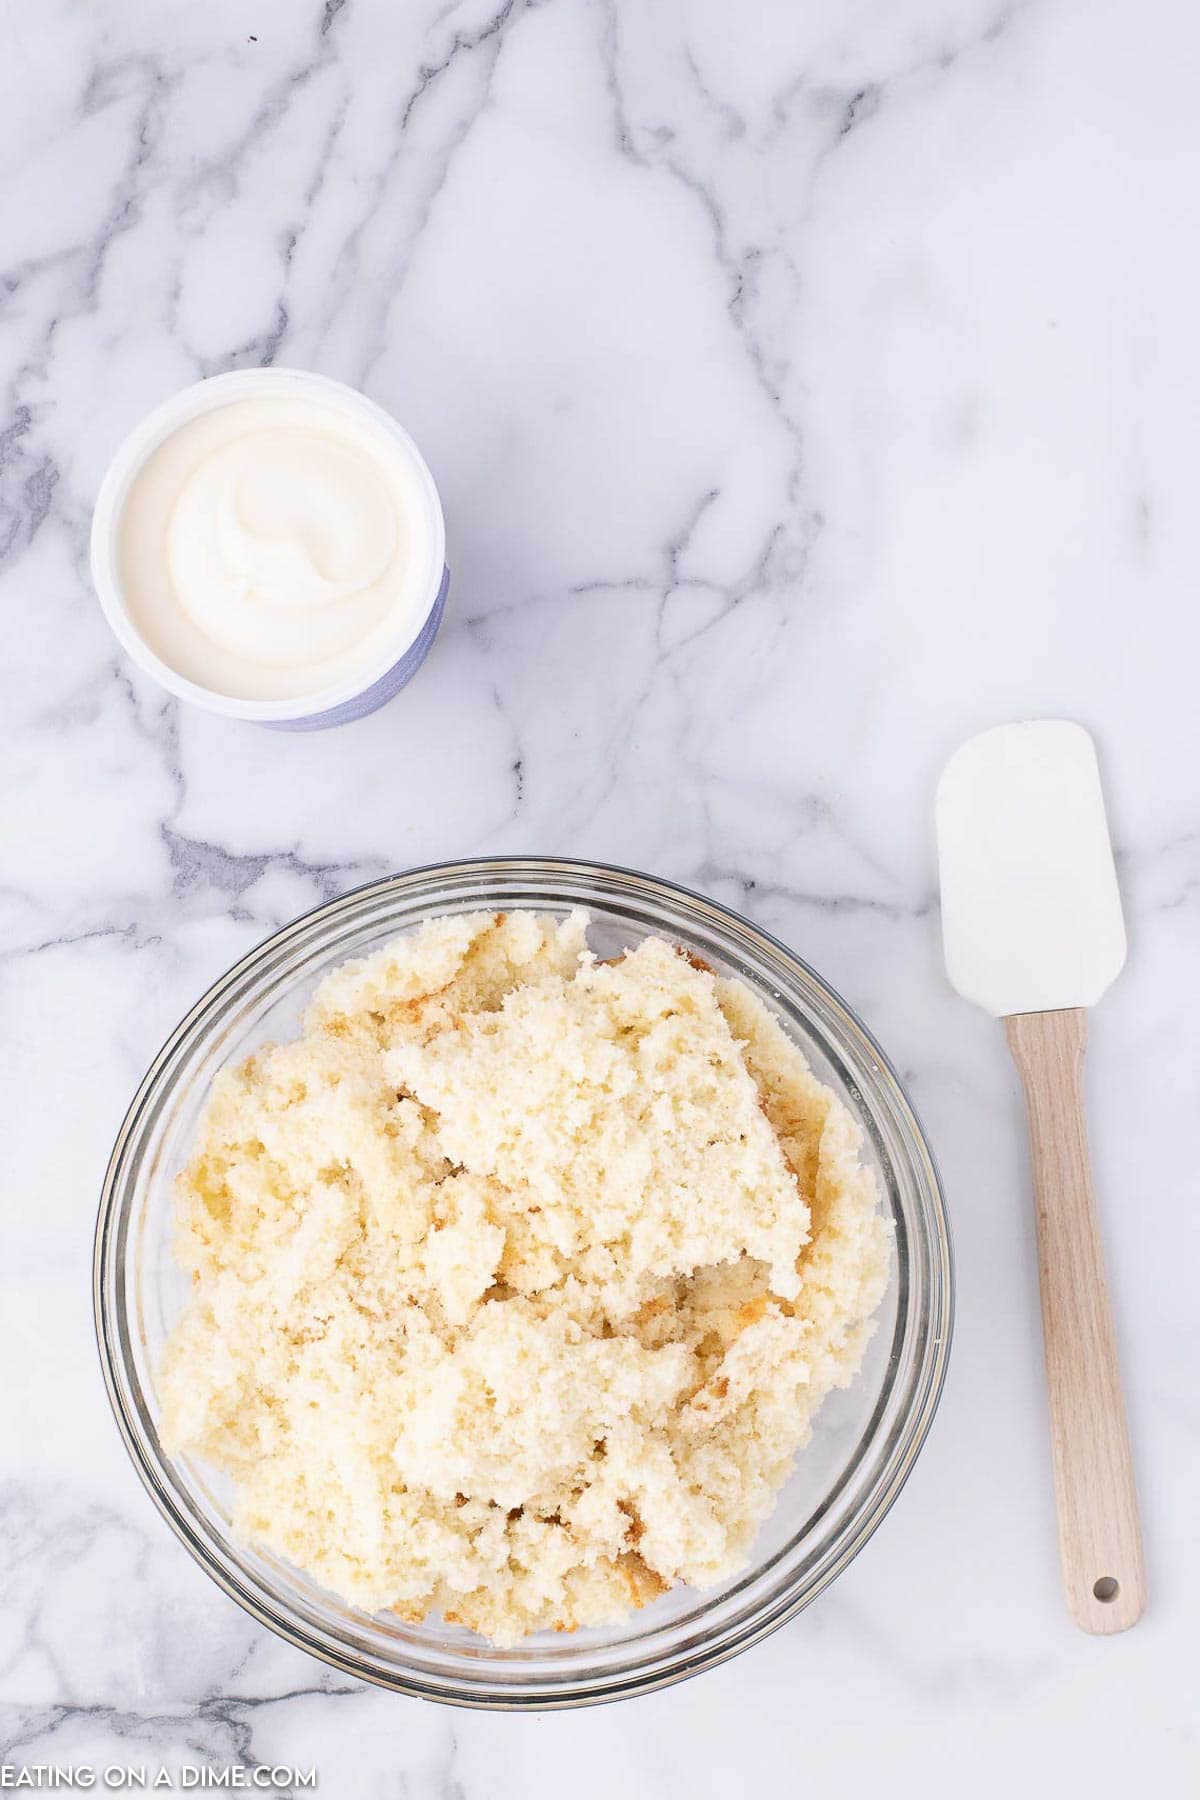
left=2, top=0, right=1197, bottom=1792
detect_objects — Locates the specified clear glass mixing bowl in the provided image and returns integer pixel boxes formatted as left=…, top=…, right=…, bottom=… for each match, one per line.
left=94, top=858, right=952, bottom=1709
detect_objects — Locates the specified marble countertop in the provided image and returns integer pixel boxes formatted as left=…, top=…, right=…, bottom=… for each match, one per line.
left=2, top=0, right=1197, bottom=1793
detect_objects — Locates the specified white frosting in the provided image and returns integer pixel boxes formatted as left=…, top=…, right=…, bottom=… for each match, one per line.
left=116, top=393, right=436, bottom=702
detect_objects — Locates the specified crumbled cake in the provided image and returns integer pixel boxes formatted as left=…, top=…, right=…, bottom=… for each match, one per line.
left=160, top=910, right=890, bottom=1645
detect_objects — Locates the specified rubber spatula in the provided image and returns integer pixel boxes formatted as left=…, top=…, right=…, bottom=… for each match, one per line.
left=936, top=719, right=1145, bottom=1633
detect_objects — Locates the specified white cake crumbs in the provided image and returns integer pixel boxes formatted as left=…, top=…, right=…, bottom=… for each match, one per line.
left=160, top=910, right=890, bottom=1645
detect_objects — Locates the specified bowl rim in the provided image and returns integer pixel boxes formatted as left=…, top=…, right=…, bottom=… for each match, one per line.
left=93, top=855, right=953, bottom=1709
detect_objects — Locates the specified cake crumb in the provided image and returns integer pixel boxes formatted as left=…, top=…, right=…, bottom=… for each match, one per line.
left=160, top=910, right=890, bottom=1646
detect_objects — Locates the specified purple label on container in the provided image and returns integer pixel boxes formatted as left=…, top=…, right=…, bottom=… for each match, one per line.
left=266, top=568, right=449, bottom=732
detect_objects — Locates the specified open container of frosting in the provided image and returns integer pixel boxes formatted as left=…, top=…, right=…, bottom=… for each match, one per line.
left=90, top=368, right=448, bottom=730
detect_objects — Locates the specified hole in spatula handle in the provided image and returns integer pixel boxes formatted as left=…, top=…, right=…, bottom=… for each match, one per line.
left=1093, top=1577, right=1119, bottom=1603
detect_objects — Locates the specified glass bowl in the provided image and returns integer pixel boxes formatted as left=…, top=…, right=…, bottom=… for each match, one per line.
left=94, top=858, right=952, bottom=1709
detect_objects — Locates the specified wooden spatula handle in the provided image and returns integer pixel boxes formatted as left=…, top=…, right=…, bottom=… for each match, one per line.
left=1005, top=1007, right=1145, bottom=1633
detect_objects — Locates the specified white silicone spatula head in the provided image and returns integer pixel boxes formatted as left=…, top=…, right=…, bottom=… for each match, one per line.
left=935, top=719, right=1126, bottom=1017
